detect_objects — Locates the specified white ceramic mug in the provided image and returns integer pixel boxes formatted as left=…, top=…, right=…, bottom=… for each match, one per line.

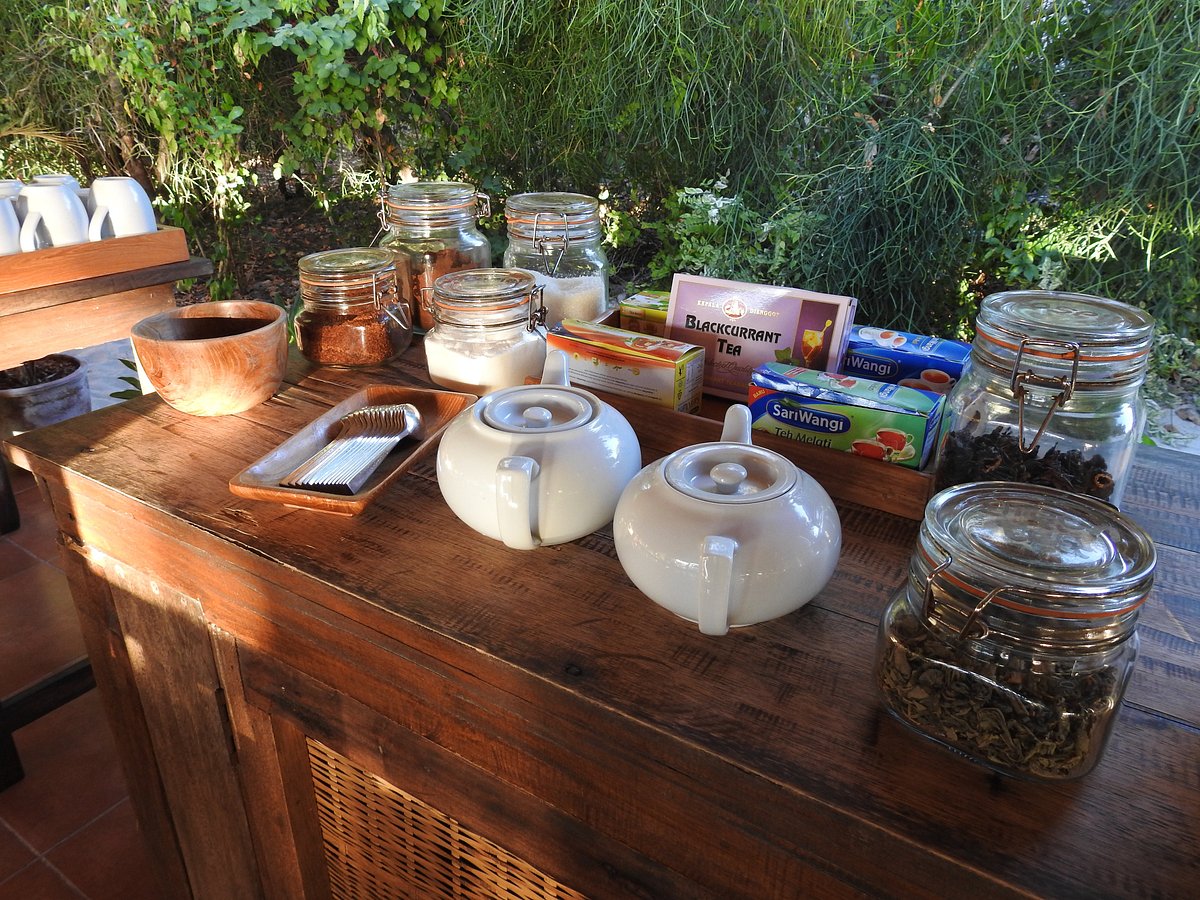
left=31, top=172, right=83, bottom=192
left=0, top=197, right=20, bottom=255
left=0, top=179, right=23, bottom=202
left=16, top=182, right=90, bottom=250
left=87, top=176, right=157, bottom=240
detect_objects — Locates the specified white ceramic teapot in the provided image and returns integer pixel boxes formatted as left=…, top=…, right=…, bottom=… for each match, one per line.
left=613, top=404, right=841, bottom=635
left=436, top=350, right=642, bottom=549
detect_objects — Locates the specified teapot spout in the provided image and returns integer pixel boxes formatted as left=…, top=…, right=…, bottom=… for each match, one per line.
left=719, top=404, right=753, bottom=445
left=540, top=349, right=571, bottom=387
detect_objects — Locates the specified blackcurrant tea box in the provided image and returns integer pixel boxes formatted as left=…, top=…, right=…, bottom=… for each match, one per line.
left=665, top=273, right=857, bottom=400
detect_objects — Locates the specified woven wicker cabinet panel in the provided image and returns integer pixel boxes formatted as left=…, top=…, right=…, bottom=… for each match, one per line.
left=309, top=739, right=588, bottom=900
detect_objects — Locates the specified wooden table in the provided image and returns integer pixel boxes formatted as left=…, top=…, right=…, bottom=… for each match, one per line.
left=4, top=343, right=1198, bottom=899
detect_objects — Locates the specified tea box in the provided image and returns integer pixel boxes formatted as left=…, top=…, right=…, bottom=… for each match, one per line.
left=546, top=318, right=705, bottom=413
left=748, top=363, right=944, bottom=469
left=665, top=274, right=857, bottom=400
left=839, top=325, right=970, bottom=395
left=618, top=290, right=670, bottom=336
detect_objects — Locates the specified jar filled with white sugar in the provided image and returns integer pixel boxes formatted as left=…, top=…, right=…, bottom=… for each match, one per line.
left=502, top=192, right=609, bottom=328
left=425, top=268, right=548, bottom=396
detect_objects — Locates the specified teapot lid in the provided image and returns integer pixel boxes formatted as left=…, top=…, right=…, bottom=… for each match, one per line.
left=664, top=444, right=796, bottom=503
left=481, top=385, right=598, bottom=433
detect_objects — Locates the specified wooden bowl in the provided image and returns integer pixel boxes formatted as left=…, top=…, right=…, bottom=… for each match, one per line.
left=131, top=300, right=288, bottom=416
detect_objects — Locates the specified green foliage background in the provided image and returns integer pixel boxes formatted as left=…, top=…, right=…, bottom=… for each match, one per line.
left=1, top=0, right=1197, bottom=339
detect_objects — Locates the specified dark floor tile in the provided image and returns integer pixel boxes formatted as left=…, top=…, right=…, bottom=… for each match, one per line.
left=0, top=692, right=127, bottom=854
left=0, top=562, right=85, bottom=698
left=0, top=823, right=33, bottom=884
left=46, top=799, right=161, bottom=900
left=3, top=497, right=60, bottom=567
left=4, top=466, right=35, bottom=497
left=0, top=537, right=39, bottom=580
left=0, top=859, right=84, bottom=900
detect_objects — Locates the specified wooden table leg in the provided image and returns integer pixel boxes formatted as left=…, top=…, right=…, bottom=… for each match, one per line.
left=0, top=658, right=95, bottom=790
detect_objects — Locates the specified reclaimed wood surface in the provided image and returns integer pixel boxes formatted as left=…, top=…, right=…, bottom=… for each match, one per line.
left=4, top=340, right=1198, bottom=899
left=0, top=225, right=189, bottom=295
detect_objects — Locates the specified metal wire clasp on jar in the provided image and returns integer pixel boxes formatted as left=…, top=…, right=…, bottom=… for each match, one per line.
left=874, top=481, right=1156, bottom=781
left=292, top=248, right=412, bottom=368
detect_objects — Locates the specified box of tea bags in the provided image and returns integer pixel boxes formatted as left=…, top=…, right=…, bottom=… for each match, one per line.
left=547, top=318, right=705, bottom=413
left=748, top=363, right=944, bottom=469
left=665, top=273, right=857, bottom=400
left=618, top=290, right=670, bottom=336
left=839, top=324, right=970, bottom=396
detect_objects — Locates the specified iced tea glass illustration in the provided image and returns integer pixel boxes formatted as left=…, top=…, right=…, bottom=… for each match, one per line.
left=801, top=319, right=833, bottom=367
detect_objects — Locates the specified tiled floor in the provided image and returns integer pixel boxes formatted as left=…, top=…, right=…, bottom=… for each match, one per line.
left=0, top=467, right=160, bottom=899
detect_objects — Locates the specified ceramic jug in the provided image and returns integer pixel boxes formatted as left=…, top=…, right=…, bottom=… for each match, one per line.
left=0, top=198, right=19, bottom=255
left=17, top=182, right=90, bottom=250
left=436, top=350, right=642, bottom=549
left=87, top=176, right=157, bottom=240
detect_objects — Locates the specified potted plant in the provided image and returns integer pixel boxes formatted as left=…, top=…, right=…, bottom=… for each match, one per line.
left=0, top=353, right=92, bottom=440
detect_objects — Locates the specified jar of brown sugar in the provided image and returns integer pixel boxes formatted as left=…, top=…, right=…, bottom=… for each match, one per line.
left=379, top=181, right=492, bottom=332
left=293, top=248, right=412, bottom=368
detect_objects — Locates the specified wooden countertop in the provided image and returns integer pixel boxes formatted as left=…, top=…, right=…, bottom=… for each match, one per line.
left=5, top=341, right=1198, bottom=898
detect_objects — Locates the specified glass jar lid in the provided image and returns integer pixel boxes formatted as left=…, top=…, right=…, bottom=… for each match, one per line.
left=664, top=444, right=796, bottom=504
left=432, top=268, right=543, bottom=328
left=918, top=482, right=1156, bottom=629
left=382, top=180, right=488, bottom=227
left=973, top=290, right=1155, bottom=388
left=298, top=248, right=399, bottom=308
left=504, top=192, right=601, bottom=243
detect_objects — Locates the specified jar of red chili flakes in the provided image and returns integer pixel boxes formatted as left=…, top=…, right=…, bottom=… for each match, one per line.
left=293, top=248, right=411, bottom=368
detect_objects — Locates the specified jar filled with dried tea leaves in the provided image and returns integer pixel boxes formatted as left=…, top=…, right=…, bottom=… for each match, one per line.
left=503, top=191, right=610, bottom=328
left=875, top=481, right=1155, bottom=781
left=933, top=290, right=1154, bottom=508
left=293, top=248, right=412, bottom=367
left=425, top=268, right=547, bottom=396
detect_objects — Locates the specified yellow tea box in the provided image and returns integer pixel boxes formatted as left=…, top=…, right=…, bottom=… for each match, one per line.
left=618, top=290, right=670, bottom=336
left=547, top=318, right=705, bottom=413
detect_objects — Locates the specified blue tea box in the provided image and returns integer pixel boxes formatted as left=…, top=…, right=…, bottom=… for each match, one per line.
left=748, top=363, right=945, bottom=469
left=840, top=325, right=970, bottom=395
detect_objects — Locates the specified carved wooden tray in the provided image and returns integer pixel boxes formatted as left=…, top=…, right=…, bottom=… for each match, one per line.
left=229, top=384, right=474, bottom=515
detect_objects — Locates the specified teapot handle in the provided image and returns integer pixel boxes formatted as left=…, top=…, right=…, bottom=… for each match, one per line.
left=697, top=535, right=737, bottom=636
left=540, top=349, right=571, bottom=387
left=496, top=456, right=541, bottom=550
left=719, top=404, right=753, bottom=445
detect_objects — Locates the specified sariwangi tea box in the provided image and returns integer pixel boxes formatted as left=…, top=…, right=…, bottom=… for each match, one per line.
left=618, top=290, right=670, bottom=336
left=665, top=273, right=858, bottom=400
left=546, top=318, right=705, bottom=413
left=748, top=363, right=945, bottom=469
left=840, top=325, right=970, bottom=396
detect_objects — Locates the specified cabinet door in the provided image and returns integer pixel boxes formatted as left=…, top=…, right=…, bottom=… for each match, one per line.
left=236, top=646, right=712, bottom=900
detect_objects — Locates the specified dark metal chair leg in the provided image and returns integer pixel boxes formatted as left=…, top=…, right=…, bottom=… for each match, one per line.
left=0, top=458, right=18, bottom=534
left=0, top=658, right=96, bottom=790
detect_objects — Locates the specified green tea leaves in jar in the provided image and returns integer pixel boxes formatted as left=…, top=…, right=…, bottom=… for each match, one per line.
left=875, top=482, right=1155, bottom=781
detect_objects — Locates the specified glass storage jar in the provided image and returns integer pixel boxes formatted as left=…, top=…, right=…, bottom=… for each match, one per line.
left=934, top=290, right=1154, bottom=508
left=502, top=191, right=609, bottom=328
left=875, top=481, right=1155, bottom=781
left=379, top=181, right=492, bottom=333
left=424, top=268, right=547, bottom=396
left=293, top=248, right=411, bottom=368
